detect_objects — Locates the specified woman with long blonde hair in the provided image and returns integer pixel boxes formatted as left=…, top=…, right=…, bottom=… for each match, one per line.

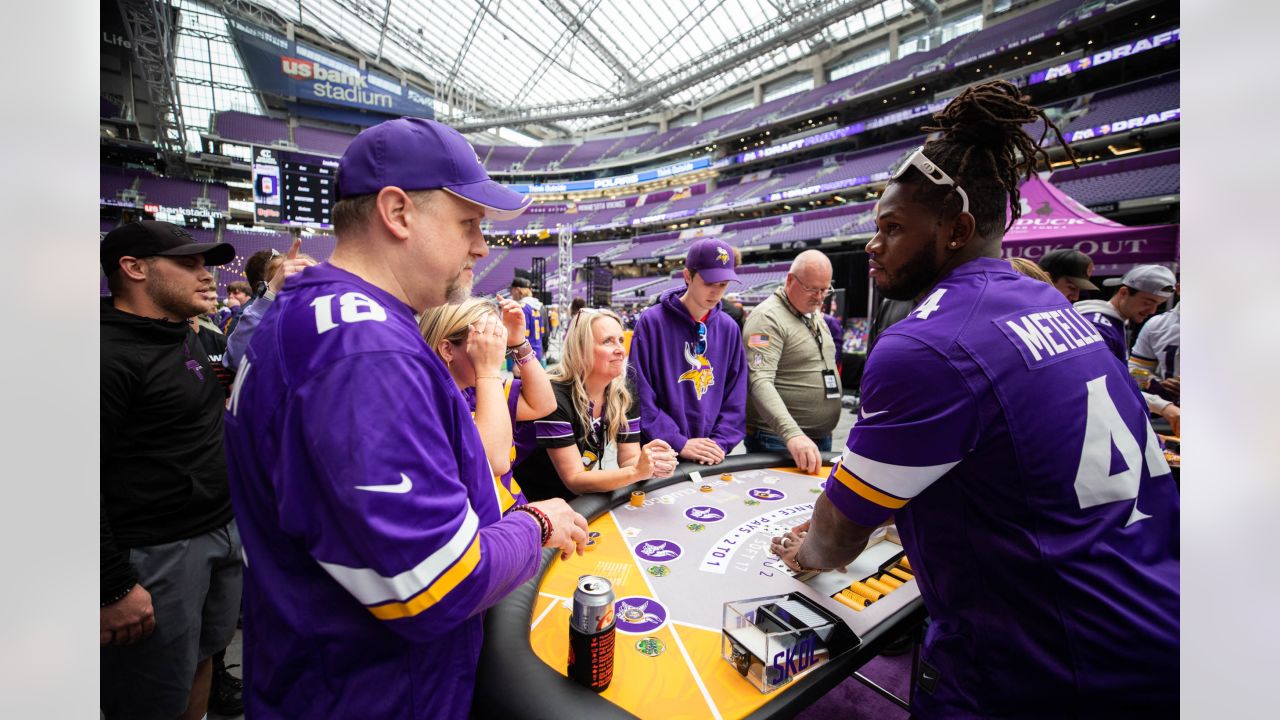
left=419, top=296, right=556, bottom=513
left=517, top=307, right=679, bottom=501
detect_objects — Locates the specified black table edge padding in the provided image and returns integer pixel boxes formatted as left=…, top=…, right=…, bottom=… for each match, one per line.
left=475, top=451, right=926, bottom=720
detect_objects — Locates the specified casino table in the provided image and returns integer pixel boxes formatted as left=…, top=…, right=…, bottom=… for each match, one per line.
left=476, top=453, right=927, bottom=720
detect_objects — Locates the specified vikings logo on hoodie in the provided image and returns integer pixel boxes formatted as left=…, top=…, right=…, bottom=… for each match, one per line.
left=678, top=341, right=715, bottom=400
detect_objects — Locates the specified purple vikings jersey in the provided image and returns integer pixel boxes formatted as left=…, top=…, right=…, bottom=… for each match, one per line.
left=462, top=378, right=527, bottom=513
left=826, top=258, right=1178, bottom=717
left=629, top=288, right=747, bottom=454
left=520, top=301, right=544, bottom=359
left=224, top=263, right=542, bottom=720
left=1073, top=299, right=1129, bottom=362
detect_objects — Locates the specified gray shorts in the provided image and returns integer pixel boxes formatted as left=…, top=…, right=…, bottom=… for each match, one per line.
left=101, top=520, right=243, bottom=720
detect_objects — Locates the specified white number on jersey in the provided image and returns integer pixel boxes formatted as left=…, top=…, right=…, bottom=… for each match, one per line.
left=1073, top=374, right=1171, bottom=526
left=912, top=289, right=947, bottom=320
left=312, top=292, right=388, bottom=335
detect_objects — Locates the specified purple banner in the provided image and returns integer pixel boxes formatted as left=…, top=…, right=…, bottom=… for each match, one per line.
left=733, top=122, right=866, bottom=164
left=1028, top=29, right=1180, bottom=85
left=1064, top=108, right=1179, bottom=143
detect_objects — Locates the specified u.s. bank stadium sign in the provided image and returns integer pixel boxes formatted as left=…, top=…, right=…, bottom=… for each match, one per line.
left=228, top=19, right=434, bottom=118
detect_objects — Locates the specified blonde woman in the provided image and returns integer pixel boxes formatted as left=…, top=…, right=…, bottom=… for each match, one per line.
left=419, top=296, right=556, bottom=514
left=517, top=308, right=679, bottom=501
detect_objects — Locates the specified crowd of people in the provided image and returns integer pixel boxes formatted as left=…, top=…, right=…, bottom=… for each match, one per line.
left=101, top=82, right=1178, bottom=719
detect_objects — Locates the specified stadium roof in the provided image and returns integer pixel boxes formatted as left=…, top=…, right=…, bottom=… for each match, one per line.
left=234, top=0, right=924, bottom=132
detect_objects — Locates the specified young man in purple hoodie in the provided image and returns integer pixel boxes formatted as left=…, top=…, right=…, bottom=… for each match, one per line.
left=629, top=237, right=748, bottom=464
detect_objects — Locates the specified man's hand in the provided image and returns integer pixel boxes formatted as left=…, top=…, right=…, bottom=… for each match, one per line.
left=1159, top=403, right=1180, bottom=436
left=785, top=435, right=822, bottom=475
left=267, top=238, right=316, bottom=295
left=100, top=584, right=155, bottom=646
left=679, top=437, right=725, bottom=465
left=526, top=499, right=589, bottom=560
left=1159, top=376, right=1180, bottom=401
left=498, top=296, right=527, bottom=343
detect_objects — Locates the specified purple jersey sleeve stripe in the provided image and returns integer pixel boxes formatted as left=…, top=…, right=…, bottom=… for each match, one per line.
left=832, top=464, right=908, bottom=509
left=534, top=420, right=574, bottom=439
left=316, top=504, right=479, bottom=606
left=626, top=419, right=641, bottom=433
left=366, top=536, right=482, bottom=620
left=840, top=449, right=959, bottom=500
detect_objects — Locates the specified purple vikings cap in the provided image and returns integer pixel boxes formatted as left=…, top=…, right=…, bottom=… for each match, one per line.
left=336, top=117, right=532, bottom=220
left=685, top=238, right=739, bottom=284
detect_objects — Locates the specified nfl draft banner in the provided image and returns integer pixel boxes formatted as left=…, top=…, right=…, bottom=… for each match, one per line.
left=228, top=19, right=434, bottom=118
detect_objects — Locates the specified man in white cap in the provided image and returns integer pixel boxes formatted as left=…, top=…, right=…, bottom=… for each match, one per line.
left=1075, top=264, right=1180, bottom=432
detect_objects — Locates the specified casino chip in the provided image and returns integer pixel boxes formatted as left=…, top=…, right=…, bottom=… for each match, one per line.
left=647, top=564, right=670, bottom=577
left=635, top=637, right=665, bottom=657
left=686, top=523, right=706, bottom=533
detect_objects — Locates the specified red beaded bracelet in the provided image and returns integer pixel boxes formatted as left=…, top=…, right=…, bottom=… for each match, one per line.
left=511, top=505, right=552, bottom=546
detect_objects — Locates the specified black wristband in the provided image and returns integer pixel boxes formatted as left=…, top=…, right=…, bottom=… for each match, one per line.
left=101, top=583, right=135, bottom=608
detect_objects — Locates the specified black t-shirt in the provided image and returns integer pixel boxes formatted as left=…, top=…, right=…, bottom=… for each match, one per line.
left=515, top=379, right=640, bottom=502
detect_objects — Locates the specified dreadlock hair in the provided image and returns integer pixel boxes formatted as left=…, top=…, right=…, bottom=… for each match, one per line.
left=901, top=80, right=1077, bottom=239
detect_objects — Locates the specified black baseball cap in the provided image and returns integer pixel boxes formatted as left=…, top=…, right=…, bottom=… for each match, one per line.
left=510, top=277, right=532, bottom=289
left=101, top=221, right=235, bottom=276
left=1036, top=249, right=1098, bottom=291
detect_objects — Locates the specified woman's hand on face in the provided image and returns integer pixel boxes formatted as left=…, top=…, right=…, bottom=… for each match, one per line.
left=465, top=313, right=508, bottom=376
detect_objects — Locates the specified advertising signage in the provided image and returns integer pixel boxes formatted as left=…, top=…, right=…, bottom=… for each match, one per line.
left=228, top=19, right=434, bottom=118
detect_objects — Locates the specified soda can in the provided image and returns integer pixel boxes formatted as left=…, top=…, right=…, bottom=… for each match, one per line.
left=568, top=575, right=615, bottom=692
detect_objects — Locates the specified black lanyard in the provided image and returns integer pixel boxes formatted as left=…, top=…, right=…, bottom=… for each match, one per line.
left=779, top=290, right=826, bottom=360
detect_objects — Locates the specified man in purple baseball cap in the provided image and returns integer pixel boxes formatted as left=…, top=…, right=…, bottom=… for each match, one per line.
left=337, top=116, right=532, bottom=220
left=223, top=117, right=587, bottom=719
left=629, top=237, right=747, bottom=465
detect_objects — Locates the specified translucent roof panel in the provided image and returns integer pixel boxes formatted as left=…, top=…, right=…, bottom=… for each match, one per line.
left=243, top=0, right=909, bottom=128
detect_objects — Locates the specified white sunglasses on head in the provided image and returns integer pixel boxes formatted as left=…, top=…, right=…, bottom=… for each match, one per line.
left=891, top=146, right=970, bottom=214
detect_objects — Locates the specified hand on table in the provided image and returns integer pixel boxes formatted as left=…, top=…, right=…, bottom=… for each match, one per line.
left=680, top=438, right=725, bottom=465
left=637, top=439, right=679, bottom=479
left=527, top=498, right=589, bottom=560
left=769, top=520, right=846, bottom=573
left=1158, top=403, right=1180, bottom=436
left=101, top=584, right=155, bottom=646
left=785, top=435, right=823, bottom=475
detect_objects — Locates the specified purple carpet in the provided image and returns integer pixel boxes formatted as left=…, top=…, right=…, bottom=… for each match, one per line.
left=794, top=652, right=913, bottom=720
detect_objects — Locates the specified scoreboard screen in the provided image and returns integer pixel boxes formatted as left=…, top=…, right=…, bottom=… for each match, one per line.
left=251, top=146, right=338, bottom=228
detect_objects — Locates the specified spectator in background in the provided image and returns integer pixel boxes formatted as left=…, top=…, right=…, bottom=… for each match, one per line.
left=721, top=292, right=745, bottom=329
left=1076, top=264, right=1181, bottom=434
left=629, top=238, right=747, bottom=465
left=419, top=296, right=557, bottom=514
left=1130, top=281, right=1181, bottom=415
left=822, top=295, right=843, bottom=371
left=1008, top=256, right=1052, bottom=283
left=223, top=239, right=316, bottom=370
left=220, top=281, right=253, bottom=334
left=518, top=308, right=678, bottom=501
left=510, top=277, right=546, bottom=364
left=742, top=249, right=841, bottom=474
left=100, top=221, right=243, bottom=720
left=1038, top=248, right=1098, bottom=303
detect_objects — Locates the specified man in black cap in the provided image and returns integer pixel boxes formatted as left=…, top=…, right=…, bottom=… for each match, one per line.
left=100, top=220, right=244, bottom=720
left=1037, top=248, right=1099, bottom=303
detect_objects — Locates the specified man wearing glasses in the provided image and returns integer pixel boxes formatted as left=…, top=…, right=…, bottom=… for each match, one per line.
left=742, top=249, right=841, bottom=474
left=629, top=237, right=748, bottom=465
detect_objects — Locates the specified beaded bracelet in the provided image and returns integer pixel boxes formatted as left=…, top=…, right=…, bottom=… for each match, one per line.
left=511, top=505, right=552, bottom=546
left=101, top=583, right=136, bottom=608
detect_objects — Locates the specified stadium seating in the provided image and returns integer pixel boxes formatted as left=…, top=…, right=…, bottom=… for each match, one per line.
left=213, top=110, right=289, bottom=146
left=1050, top=148, right=1180, bottom=206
